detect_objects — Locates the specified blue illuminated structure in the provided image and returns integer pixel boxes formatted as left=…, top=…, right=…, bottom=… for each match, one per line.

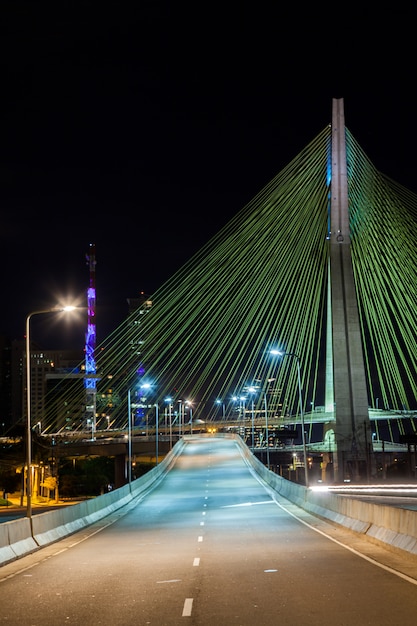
left=132, top=365, right=147, bottom=428
left=85, top=243, right=97, bottom=438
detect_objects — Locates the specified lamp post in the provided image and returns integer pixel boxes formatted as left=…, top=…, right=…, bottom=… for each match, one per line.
left=165, top=398, right=173, bottom=449
left=185, top=400, right=193, bottom=434
left=127, top=389, right=132, bottom=487
left=244, top=387, right=258, bottom=450
left=178, top=400, right=183, bottom=437
left=25, top=305, right=77, bottom=519
left=155, top=403, right=159, bottom=465
left=140, top=382, right=151, bottom=438
left=238, top=396, right=246, bottom=422
left=270, top=349, right=309, bottom=487
left=216, top=399, right=225, bottom=420
left=252, top=397, right=255, bottom=450
left=263, top=392, right=270, bottom=470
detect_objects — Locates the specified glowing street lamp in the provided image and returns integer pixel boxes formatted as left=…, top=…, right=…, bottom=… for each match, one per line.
left=25, top=305, right=77, bottom=520
left=238, top=396, right=247, bottom=422
left=215, top=399, right=225, bottom=420
left=140, top=382, right=152, bottom=438
left=154, top=402, right=159, bottom=465
left=165, top=398, right=173, bottom=449
left=139, top=383, right=159, bottom=465
left=127, top=389, right=133, bottom=487
left=246, top=387, right=257, bottom=450
left=178, top=400, right=183, bottom=437
left=270, top=349, right=309, bottom=487
left=185, top=400, right=193, bottom=434
left=263, top=392, right=270, bottom=470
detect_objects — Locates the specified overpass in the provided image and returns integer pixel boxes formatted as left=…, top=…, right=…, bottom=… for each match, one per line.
left=50, top=405, right=417, bottom=474
left=37, top=405, right=416, bottom=492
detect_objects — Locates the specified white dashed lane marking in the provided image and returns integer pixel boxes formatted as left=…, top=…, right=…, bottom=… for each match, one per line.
left=182, top=598, right=193, bottom=617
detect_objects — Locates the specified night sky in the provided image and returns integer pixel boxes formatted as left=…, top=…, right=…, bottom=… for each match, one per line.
left=1, top=4, right=416, bottom=349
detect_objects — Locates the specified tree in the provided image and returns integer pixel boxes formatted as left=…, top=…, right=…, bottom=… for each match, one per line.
left=0, top=470, right=20, bottom=495
left=41, top=476, right=58, bottom=501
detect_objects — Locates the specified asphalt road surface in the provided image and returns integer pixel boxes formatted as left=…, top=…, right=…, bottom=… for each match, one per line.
left=0, top=437, right=416, bottom=625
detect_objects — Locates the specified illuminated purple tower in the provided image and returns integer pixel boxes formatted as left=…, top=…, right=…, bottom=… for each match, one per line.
left=85, top=243, right=97, bottom=439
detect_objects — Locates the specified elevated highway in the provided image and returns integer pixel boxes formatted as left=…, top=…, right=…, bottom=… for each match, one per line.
left=49, top=406, right=417, bottom=450
left=41, top=411, right=414, bottom=489
left=51, top=408, right=412, bottom=460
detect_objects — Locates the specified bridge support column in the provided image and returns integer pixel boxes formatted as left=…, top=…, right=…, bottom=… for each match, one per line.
left=329, top=98, right=373, bottom=483
left=114, top=454, right=127, bottom=489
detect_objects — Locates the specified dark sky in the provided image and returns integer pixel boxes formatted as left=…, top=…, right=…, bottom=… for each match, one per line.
left=1, top=3, right=416, bottom=348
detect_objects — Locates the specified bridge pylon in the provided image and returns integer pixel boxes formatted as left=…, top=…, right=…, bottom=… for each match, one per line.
left=324, top=98, right=373, bottom=482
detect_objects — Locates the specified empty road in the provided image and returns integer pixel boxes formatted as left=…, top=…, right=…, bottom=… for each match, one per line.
left=0, top=437, right=416, bottom=625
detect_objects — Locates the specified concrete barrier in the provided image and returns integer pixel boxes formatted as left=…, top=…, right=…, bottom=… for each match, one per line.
left=0, top=524, right=18, bottom=565
left=233, top=434, right=417, bottom=556
left=1, top=439, right=186, bottom=566
left=4, top=517, right=38, bottom=561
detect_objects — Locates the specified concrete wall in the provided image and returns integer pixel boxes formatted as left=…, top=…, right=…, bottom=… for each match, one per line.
left=233, top=434, right=417, bottom=556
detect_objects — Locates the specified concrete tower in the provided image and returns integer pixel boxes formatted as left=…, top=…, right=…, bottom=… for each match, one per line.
left=328, top=98, right=373, bottom=482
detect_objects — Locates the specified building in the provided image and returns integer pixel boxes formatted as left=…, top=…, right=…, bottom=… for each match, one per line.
left=10, top=339, right=84, bottom=432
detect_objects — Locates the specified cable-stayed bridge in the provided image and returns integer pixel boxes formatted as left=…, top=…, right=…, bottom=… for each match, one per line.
left=41, top=98, right=417, bottom=483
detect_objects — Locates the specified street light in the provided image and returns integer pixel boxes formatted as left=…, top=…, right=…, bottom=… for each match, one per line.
left=127, top=389, right=133, bottom=487
left=238, top=396, right=246, bottom=422
left=215, top=399, right=225, bottom=420
left=263, top=392, right=270, bottom=470
left=178, top=400, right=183, bottom=437
left=165, top=398, right=173, bottom=449
left=270, top=349, right=309, bottom=487
left=246, top=387, right=257, bottom=450
left=154, top=402, right=159, bottom=465
left=143, top=383, right=159, bottom=465
left=25, top=305, right=77, bottom=520
left=185, top=400, right=193, bottom=434
left=140, top=382, right=152, bottom=438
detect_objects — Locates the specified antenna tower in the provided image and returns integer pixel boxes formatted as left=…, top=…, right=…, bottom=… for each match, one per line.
left=85, top=243, right=97, bottom=439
